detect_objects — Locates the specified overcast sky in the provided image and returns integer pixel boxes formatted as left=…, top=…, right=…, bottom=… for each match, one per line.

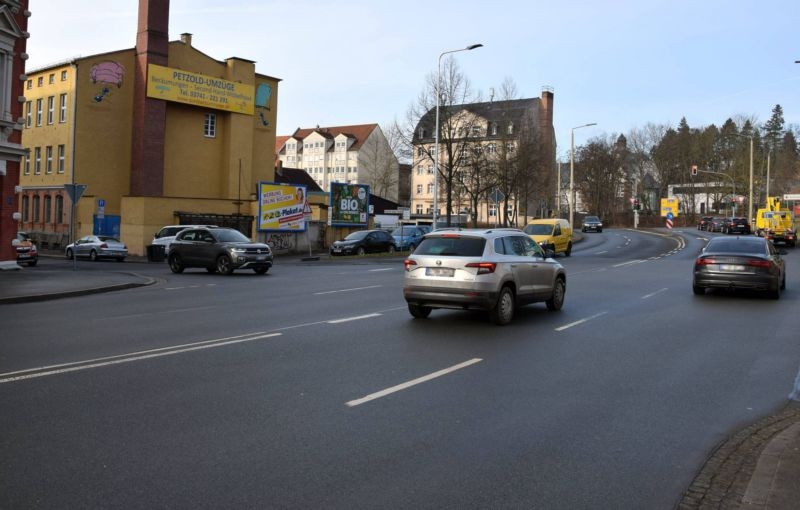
left=25, top=0, right=800, bottom=156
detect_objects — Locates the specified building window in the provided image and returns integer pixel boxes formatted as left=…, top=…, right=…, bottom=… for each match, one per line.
left=427, top=183, right=434, bottom=194
left=22, top=196, right=29, bottom=222
left=58, top=145, right=65, bottom=173
left=427, top=165, right=434, bottom=175
left=204, top=113, right=216, bottom=138
left=46, top=146, right=53, bottom=174
left=47, top=96, right=55, bottom=124
left=489, top=203, right=497, bottom=217
left=49, top=73, right=55, bottom=84
left=55, top=195, right=64, bottom=224
left=416, top=184, right=422, bottom=194
left=490, top=123, right=497, bottom=136
left=487, top=143, right=497, bottom=154
left=416, top=167, right=422, bottom=175
left=416, top=204, right=423, bottom=215
left=61, top=70, right=68, bottom=81
left=34, top=147, right=41, bottom=174
left=36, top=99, right=42, bottom=126
left=507, top=123, right=514, bottom=135
left=418, top=128, right=426, bottom=138
left=417, top=147, right=424, bottom=157
left=26, top=79, right=32, bottom=89
left=32, top=195, right=40, bottom=222
left=37, top=77, right=43, bottom=87
left=24, top=156, right=29, bottom=175
left=506, top=143, right=515, bottom=152
left=44, top=195, right=52, bottom=223
left=25, top=101, right=31, bottom=127
left=59, top=94, right=67, bottom=122
left=471, top=126, right=480, bottom=136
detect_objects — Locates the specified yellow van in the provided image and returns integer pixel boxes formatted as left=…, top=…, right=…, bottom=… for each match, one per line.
left=523, top=218, right=573, bottom=256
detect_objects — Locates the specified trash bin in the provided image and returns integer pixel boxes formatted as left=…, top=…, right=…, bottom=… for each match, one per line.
left=146, top=244, right=165, bottom=262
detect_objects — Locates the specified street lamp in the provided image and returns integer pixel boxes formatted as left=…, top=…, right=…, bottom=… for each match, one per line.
left=433, top=43, right=483, bottom=229
left=569, top=123, right=596, bottom=229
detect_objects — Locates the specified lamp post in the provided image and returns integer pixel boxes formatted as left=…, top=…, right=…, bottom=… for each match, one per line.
left=569, top=123, right=596, bottom=229
left=433, top=43, right=483, bottom=230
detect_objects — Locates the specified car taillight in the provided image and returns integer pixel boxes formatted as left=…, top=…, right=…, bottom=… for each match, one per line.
left=465, top=262, right=496, bottom=274
left=100, top=243, right=108, bottom=248
left=747, top=259, right=772, bottom=268
left=695, top=257, right=716, bottom=266
left=404, top=259, right=417, bottom=271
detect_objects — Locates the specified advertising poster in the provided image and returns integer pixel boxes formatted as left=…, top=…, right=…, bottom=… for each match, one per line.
left=258, top=182, right=307, bottom=232
left=330, top=182, right=370, bottom=226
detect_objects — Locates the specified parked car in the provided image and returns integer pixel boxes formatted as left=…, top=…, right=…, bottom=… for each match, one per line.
left=329, top=229, right=397, bottom=256
left=65, top=235, right=128, bottom=261
left=391, top=225, right=426, bottom=251
left=581, top=215, right=603, bottom=233
left=403, top=228, right=566, bottom=325
left=724, top=217, right=751, bottom=235
left=167, top=227, right=272, bottom=275
left=522, top=218, right=573, bottom=256
left=151, top=224, right=217, bottom=253
left=707, top=217, right=725, bottom=232
left=697, top=216, right=713, bottom=230
left=693, top=236, right=786, bottom=299
left=12, top=232, right=38, bottom=266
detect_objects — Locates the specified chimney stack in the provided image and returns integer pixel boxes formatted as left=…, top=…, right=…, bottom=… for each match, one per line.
left=180, top=32, right=192, bottom=46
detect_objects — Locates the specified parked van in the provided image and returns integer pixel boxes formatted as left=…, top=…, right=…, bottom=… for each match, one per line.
left=523, top=218, right=573, bottom=256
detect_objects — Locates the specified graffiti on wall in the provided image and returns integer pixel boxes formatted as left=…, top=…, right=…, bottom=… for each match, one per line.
left=267, top=232, right=294, bottom=252
left=90, top=61, right=126, bottom=103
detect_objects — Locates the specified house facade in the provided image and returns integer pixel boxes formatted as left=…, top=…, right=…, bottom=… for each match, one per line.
left=276, top=124, right=400, bottom=202
left=17, top=0, right=280, bottom=256
left=411, top=90, right=555, bottom=226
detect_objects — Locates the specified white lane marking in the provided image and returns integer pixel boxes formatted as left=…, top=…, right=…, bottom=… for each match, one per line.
left=165, top=287, right=184, bottom=290
left=641, top=288, right=669, bottom=300
left=346, top=358, right=483, bottom=407
left=368, top=268, right=394, bottom=272
left=0, top=332, right=281, bottom=384
left=328, top=313, right=382, bottom=324
left=613, top=260, right=645, bottom=267
left=314, top=285, right=382, bottom=295
left=555, top=312, right=608, bottom=332
left=595, top=250, right=608, bottom=254
left=93, top=305, right=219, bottom=322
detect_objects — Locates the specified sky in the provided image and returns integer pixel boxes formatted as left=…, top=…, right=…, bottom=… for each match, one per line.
left=25, top=0, right=800, bottom=158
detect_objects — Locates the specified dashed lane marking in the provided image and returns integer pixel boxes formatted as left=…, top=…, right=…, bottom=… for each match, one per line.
left=641, top=288, right=669, bottom=299
left=555, top=312, right=608, bottom=332
left=328, top=313, right=382, bottom=324
left=315, top=285, right=382, bottom=295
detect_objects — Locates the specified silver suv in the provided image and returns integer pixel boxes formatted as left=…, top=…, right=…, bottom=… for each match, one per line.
left=403, top=228, right=566, bottom=325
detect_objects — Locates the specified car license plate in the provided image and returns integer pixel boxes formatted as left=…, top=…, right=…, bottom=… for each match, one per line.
left=426, top=267, right=454, bottom=277
left=257, top=255, right=266, bottom=261
left=333, top=248, right=341, bottom=253
left=720, top=264, right=745, bottom=271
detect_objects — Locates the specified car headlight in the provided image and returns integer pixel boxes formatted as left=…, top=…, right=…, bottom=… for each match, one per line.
left=230, top=247, right=247, bottom=253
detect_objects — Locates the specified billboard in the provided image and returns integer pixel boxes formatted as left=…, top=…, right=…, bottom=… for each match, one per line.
left=660, top=197, right=679, bottom=218
left=258, top=182, right=307, bottom=232
left=330, top=182, right=370, bottom=227
left=146, top=64, right=255, bottom=115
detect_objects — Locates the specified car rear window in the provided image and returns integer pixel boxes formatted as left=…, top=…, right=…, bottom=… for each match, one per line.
left=707, top=238, right=765, bottom=254
left=414, top=236, right=486, bottom=256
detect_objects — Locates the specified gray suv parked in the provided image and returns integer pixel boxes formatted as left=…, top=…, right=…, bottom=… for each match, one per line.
left=403, top=228, right=566, bottom=325
left=168, top=227, right=273, bottom=275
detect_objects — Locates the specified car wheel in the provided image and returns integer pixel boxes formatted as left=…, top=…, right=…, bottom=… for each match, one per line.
left=253, top=266, right=269, bottom=275
left=598, top=228, right=602, bottom=233
left=768, top=285, right=781, bottom=300
left=168, top=254, right=185, bottom=273
left=780, top=274, right=786, bottom=290
left=546, top=278, right=566, bottom=311
left=27, top=260, right=37, bottom=267
left=65, top=248, right=73, bottom=259
left=693, top=284, right=705, bottom=295
left=89, top=250, right=98, bottom=261
left=356, top=246, right=366, bottom=256
left=388, top=245, right=396, bottom=254
left=565, top=242, right=572, bottom=257
left=490, top=286, right=515, bottom=325
left=408, top=304, right=431, bottom=319
left=216, top=255, right=234, bottom=275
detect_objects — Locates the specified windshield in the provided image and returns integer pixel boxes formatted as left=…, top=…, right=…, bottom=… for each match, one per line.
left=344, top=231, right=370, bottom=241
left=391, top=227, right=417, bottom=236
left=214, top=229, right=250, bottom=243
left=523, top=224, right=554, bottom=236
left=585, top=216, right=600, bottom=222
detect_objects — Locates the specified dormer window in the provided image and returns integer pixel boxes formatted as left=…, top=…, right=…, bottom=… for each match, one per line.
left=490, top=123, right=498, bottom=136
left=471, top=126, right=480, bottom=136
left=507, top=122, right=514, bottom=135
left=418, top=127, right=426, bottom=138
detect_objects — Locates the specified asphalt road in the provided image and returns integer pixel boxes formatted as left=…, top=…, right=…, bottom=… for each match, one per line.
left=2, top=228, right=799, bottom=509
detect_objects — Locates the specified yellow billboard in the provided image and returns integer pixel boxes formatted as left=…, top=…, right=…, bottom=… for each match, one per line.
left=660, top=197, right=679, bottom=217
left=146, top=64, right=254, bottom=114
left=258, top=182, right=307, bottom=232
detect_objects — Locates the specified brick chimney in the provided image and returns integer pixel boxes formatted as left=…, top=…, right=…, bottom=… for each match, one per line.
left=130, top=0, right=169, bottom=196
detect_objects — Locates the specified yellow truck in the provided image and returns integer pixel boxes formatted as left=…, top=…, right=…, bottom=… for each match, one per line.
left=754, top=197, right=796, bottom=247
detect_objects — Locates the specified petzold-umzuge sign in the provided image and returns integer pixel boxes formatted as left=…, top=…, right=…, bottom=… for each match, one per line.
left=146, top=64, right=255, bottom=114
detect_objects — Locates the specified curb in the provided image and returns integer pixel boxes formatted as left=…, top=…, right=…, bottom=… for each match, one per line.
left=677, top=401, right=800, bottom=509
left=0, top=273, right=159, bottom=305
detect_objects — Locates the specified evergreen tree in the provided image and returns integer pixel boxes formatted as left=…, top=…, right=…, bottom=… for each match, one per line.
left=763, top=104, right=785, bottom=152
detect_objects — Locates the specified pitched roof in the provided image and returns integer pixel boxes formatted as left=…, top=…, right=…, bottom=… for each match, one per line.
left=284, top=124, right=379, bottom=151
left=275, top=135, right=290, bottom=154
left=413, top=98, right=540, bottom=143
left=273, top=165, right=323, bottom=192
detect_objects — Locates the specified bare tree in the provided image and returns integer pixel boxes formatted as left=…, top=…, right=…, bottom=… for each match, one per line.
left=358, top=126, right=399, bottom=201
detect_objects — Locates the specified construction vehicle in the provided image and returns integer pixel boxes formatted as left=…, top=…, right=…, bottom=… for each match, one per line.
left=754, top=196, right=796, bottom=247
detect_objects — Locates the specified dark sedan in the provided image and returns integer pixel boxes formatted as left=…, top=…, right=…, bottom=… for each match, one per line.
left=581, top=215, right=603, bottom=233
left=167, top=227, right=273, bottom=275
left=724, top=217, right=751, bottom=235
left=697, top=216, right=713, bottom=230
left=330, top=229, right=397, bottom=256
left=693, top=236, right=786, bottom=299
left=707, top=217, right=725, bottom=232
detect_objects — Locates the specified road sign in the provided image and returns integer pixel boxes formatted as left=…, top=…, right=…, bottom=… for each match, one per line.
left=666, top=211, right=674, bottom=229
left=489, top=189, right=505, bottom=204
left=64, top=184, right=87, bottom=203
left=97, top=198, right=105, bottom=219
left=783, top=194, right=800, bottom=201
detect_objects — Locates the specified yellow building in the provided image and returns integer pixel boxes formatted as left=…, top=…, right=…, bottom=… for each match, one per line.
left=19, top=21, right=279, bottom=255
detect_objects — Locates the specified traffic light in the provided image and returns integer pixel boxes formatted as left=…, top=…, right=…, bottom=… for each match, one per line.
left=633, top=198, right=640, bottom=210
left=691, top=165, right=698, bottom=176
